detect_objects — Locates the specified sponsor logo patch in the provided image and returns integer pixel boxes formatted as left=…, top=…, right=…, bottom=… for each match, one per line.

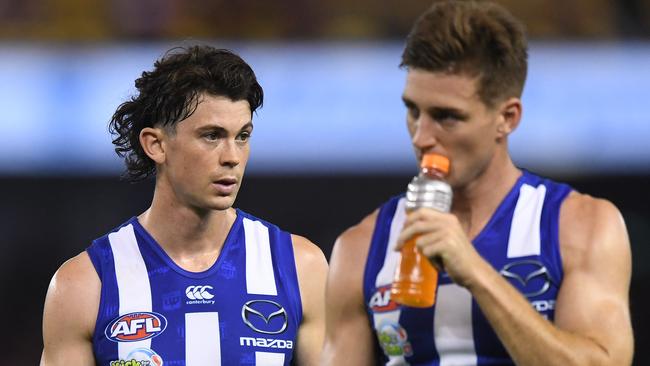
left=186, top=285, right=216, bottom=305
left=368, top=285, right=399, bottom=313
left=499, top=260, right=554, bottom=298
left=500, top=260, right=557, bottom=314
left=109, top=360, right=151, bottom=366
left=239, top=337, right=294, bottom=349
left=376, top=320, right=413, bottom=357
left=105, top=312, right=167, bottom=342
left=241, top=300, right=288, bottom=335
left=109, top=347, right=163, bottom=366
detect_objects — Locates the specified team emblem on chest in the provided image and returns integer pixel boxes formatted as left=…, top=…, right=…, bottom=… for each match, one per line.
left=105, top=312, right=168, bottom=342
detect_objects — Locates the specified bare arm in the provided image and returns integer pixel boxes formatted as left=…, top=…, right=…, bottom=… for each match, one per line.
left=468, top=193, right=633, bottom=365
left=321, top=212, right=377, bottom=366
left=399, top=193, right=633, bottom=365
left=553, top=194, right=633, bottom=363
left=41, top=252, right=100, bottom=365
left=291, top=234, right=329, bottom=366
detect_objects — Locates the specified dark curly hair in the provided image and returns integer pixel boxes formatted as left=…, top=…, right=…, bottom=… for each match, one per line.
left=109, top=45, right=264, bottom=182
left=401, top=1, right=528, bottom=107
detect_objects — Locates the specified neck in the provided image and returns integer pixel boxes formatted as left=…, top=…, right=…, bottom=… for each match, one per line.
left=138, top=181, right=236, bottom=262
left=451, top=151, right=521, bottom=239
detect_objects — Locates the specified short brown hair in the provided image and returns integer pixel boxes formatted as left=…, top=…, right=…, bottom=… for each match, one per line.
left=401, top=1, right=528, bottom=107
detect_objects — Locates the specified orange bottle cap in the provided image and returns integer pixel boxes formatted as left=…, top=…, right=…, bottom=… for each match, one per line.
left=421, top=153, right=450, bottom=174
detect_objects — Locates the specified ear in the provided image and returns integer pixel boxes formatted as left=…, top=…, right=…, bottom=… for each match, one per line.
left=139, top=127, right=166, bottom=164
left=496, top=97, right=522, bottom=139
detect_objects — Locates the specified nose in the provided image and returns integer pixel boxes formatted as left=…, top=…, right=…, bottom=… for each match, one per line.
left=411, top=116, right=437, bottom=153
left=219, top=140, right=240, bottom=168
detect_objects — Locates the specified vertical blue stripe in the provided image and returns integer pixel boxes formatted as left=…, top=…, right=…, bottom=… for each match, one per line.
left=87, top=236, right=120, bottom=362
left=267, top=222, right=302, bottom=334
left=401, top=305, right=437, bottom=364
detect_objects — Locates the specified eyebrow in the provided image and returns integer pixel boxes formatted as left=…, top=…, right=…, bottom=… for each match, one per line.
left=427, top=106, right=468, bottom=119
left=401, top=96, right=415, bottom=108
left=196, top=121, right=254, bottom=133
left=401, top=96, right=468, bottom=120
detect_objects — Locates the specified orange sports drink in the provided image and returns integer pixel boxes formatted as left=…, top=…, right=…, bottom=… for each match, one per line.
left=390, top=153, right=452, bottom=308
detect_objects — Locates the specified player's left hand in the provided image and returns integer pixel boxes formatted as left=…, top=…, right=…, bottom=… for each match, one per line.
left=395, top=207, right=485, bottom=288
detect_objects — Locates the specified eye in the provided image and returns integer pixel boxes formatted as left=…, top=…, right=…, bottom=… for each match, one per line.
left=203, top=132, right=220, bottom=141
left=432, top=111, right=463, bottom=126
left=405, top=104, right=420, bottom=120
left=409, top=107, right=420, bottom=119
left=236, top=131, right=252, bottom=142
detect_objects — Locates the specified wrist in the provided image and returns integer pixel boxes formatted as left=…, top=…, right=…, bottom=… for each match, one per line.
left=459, top=254, right=495, bottom=292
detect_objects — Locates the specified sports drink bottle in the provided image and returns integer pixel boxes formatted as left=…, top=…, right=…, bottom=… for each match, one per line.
left=390, top=153, right=452, bottom=307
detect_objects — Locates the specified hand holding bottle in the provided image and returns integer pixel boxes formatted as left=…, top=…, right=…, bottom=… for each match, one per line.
left=390, top=153, right=452, bottom=308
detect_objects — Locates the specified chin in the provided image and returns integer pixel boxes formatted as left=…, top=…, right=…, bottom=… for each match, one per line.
left=207, top=195, right=238, bottom=211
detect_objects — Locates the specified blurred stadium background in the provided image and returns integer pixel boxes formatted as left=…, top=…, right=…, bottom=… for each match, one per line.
left=0, top=0, right=649, bottom=363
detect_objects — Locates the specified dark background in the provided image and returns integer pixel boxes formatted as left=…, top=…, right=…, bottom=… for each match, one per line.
left=0, top=173, right=648, bottom=364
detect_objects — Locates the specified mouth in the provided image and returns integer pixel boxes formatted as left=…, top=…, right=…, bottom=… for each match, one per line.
left=212, top=177, right=238, bottom=195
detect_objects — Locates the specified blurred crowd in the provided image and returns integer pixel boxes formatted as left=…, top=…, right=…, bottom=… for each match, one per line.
left=1, top=0, right=649, bottom=40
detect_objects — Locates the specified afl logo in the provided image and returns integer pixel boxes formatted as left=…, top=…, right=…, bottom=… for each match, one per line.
left=368, top=285, right=399, bottom=313
left=105, top=312, right=167, bottom=342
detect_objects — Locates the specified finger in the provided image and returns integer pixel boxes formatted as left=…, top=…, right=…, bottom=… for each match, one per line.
left=395, top=221, right=433, bottom=250
left=414, top=231, right=444, bottom=256
left=414, top=232, right=448, bottom=271
left=399, top=213, right=449, bottom=241
left=403, top=207, right=441, bottom=226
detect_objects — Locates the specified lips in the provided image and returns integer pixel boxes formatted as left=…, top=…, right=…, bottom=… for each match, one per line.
left=212, top=177, right=238, bottom=195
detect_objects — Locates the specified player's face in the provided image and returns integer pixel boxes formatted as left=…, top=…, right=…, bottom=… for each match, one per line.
left=402, top=69, right=504, bottom=188
left=162, top=94, right=252, bottom=211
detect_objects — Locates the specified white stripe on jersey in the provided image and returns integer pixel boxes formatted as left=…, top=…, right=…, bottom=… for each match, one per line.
left=255, top=351, right=285, bottom=365
left=243, top=218, right=278, bottom=296
left=376, top=198, right=407, bottom=286
left=186, top=312, right=221, bottom=366
left=434, top=284, right=477, bottom=366
left=507, top=184, right=547, bottom=258
left=108, top=224, right=153, bottom=359
left=374, top=198, right=409, bottom=366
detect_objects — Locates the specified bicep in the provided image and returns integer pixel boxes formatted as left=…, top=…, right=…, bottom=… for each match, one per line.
left=555, top=197, right=633, bottom=364
left=41, top=253, right=99, bottom=365
left=292, top=235, right=328, bottom=365
left=322, top=296, right=376, bottom=366
left=321, top=232, right=376, bottom=366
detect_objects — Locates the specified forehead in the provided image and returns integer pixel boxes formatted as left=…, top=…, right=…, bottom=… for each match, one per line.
left=402, top=68, right=483, bottom=110
left=180, top=94, right=252, bottom=130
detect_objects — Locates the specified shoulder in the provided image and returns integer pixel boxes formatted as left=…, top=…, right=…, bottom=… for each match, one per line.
left=290, top=234, right=328, bottom=274
left=321, top=208, right=379, bottom=323
left=48, top=252, right=100, bottom=302
left=560, top=192, right=628, bottom=251
left=43, top=252, right=101, bottom=339
left=560, top=191, right=624, bottom=223
left=327, top=209, right=378, bottom=294
left=332, top=209, right=378, bottom=264
left=559, top=191, right=630, bottom=272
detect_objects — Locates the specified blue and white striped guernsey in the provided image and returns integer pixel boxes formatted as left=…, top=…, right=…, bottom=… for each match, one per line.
left=87, top=209, right=302, bottom=366
left=364, top=170, right=572, bottom=365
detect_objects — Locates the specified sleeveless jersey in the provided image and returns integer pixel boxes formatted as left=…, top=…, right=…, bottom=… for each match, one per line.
left=87, top=209, right=302, bottom=366
left=364, top=170, right=572, bottom=366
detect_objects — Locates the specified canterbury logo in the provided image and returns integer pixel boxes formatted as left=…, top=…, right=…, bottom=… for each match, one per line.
left=185, top=285, right=215, bottom=300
